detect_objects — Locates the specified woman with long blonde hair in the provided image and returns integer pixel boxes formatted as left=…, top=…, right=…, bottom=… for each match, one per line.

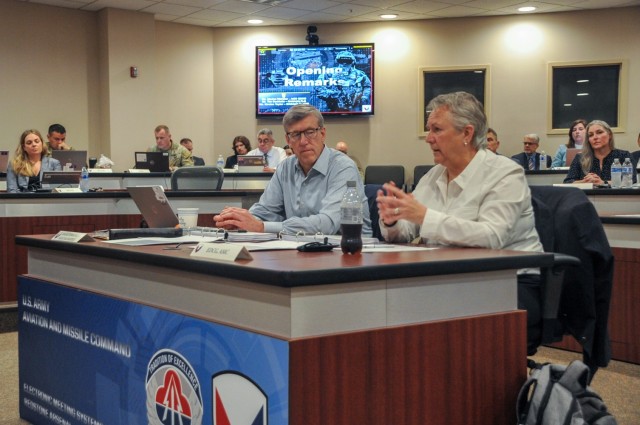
left=563, top=120, right=636, bottom=185
left=7, top=129, right=62, bottom=192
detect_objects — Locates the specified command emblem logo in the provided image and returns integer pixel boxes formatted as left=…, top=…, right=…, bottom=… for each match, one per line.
left=146, top=349, right=203, bottom=425
left=212, top=372, right=267, bottom=425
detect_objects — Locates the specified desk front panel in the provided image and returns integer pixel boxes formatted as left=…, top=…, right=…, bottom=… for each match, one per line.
left=18, top=242, right=529, bottom=425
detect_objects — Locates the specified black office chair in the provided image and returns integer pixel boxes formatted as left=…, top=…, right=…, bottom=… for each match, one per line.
left=412, top=165, right=434, bottom=191
left=364, top=184, right=383, bottom=241
left=170, top=166, right=224, bottom=190
left=529, top=186, right=614, bottom=377
left=364, top=165, right=405, bottom=190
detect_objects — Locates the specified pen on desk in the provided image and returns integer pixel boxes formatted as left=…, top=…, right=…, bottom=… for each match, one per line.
left=225, top=229, right=247, bottom=233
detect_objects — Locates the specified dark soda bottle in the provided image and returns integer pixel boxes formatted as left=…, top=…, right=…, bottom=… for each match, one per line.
left=340, top=181, right=363, bottom=255
left=341, top=223, right=363, bottom=254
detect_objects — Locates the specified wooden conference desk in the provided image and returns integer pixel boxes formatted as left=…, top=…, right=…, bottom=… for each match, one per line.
left=0, top=190, right=262, bottom=303
left=16, top=235, right=553, bottom=425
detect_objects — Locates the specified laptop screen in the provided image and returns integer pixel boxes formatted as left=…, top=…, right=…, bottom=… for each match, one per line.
left=127, top=185, right=180, bottom=228
left=565, top=148, right=581, bottom=166
left=135, top=152, right=170, bottom=172
left=0, top=151, right=8, bottom=173
left=51, top=150, right=87, bottom=171
left=41, top=171, right=81, bottom=188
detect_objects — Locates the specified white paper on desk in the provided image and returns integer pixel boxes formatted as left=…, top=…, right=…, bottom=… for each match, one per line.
left=241, top=240, right=303, bottom=251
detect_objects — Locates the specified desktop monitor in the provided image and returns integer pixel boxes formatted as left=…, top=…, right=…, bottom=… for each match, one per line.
left=135, top=152, right=170, bottom=172
left=51, top=150, right=87, bottom=171
left=0, top=151, right=8, bottom=173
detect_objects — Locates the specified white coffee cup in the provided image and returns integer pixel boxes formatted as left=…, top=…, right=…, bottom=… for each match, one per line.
left=177, top=208, right=199, bottom=229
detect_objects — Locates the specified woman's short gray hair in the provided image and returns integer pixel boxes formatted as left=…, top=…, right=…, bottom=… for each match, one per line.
left=282, top=104, right=324, bottom=131
left=426, top=92, right=488, bottom=149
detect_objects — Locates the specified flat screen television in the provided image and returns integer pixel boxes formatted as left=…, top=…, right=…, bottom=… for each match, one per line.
left=256, top=43, right=374, bottom=117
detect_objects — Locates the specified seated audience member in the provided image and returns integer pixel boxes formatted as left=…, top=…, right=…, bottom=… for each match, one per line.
left=179, top=138, right=205, bottom=165
left=511, top=134, right=551, bottom=170
left=284, top=144, right=294, bottom=157
left=376, top=92, right=543, bottom=353
left=46, top=123, right=72, bottom=152
left=7, top=129, right=62, bottom=192
left=551, top=119, right=587, bottom=168
left=148, top=125, right=193, bottom=170
left=486, top=128, right=500, bottom=154
left=336, top=140, right=364, bottom=179
left=214, top=104, right=372, bottom=236
left=563, top=120, right=636, bottom=185
left=632, top=132, right=640, bottom=168
left=246, top=129, right=286, bottom=172
left=225, top=135, right=251, bottom=169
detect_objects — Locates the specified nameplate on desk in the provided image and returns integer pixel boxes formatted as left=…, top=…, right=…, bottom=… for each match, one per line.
left=52, top=187, right=83, bottom=193
left=88, top=168, right=113, bottom=173
left=127, top=169, right=151, bottom=173
left=190, top=242, right=253, bottom=262
left=553, top=183, right=594, bottom=189
left=52, top=231, right=95, bottom=243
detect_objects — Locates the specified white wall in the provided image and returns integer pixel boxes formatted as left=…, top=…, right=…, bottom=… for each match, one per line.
left=1, top=1, right=639, bottom=180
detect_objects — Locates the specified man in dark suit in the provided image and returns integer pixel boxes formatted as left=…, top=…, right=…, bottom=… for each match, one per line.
left=511, top=134, right=551, bottom=170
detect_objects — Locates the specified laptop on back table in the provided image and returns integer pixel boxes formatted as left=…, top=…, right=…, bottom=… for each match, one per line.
left=127, top=185, right=179, bottom=228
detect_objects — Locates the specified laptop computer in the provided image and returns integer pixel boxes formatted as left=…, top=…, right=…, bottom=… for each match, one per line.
left=237, top=155, right=266, bottom=172
left=41, top=171, right=81, bottom=189
left=135, top=152, right=170, bottom=172
left=51, top=150, right=88, bottom=171
left=127, top=185, right=179, bottom=228
left=0, top=150, right=8, bottom=173
left=565, top=148, right=581, bottom=166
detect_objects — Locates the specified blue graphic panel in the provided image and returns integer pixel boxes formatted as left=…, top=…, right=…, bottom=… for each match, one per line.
left=18, top=277, right=289, bottom=425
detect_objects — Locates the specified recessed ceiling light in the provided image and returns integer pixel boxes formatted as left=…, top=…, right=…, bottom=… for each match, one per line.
left=518, top=6, right=537, bottom=12
left=577, top=93, right=589, bottom=96
left=380, top=14, right=398, bottom=19
left=577, top=79, right=589, bottom=83
left=248, top=19, right=263, bottom=24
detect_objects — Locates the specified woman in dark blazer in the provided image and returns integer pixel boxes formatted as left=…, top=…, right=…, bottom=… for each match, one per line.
left=7, top=129, right=62, bottom=192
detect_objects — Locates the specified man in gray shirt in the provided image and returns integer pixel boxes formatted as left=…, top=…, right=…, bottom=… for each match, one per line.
left=214, top=104, right=371, bottom=235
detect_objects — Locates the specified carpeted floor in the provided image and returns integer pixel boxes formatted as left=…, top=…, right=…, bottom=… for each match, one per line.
left=1, top=331, right=638, bottom=424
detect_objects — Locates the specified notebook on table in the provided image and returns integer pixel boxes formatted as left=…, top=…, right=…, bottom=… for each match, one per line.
left=0, top=150, right=8, bottom=173
left=51, top=150, right=88, bottom=171
left=135, top=151, right=170, bottom=172
left=127, top=185, right=179, bottom=228
left=237, top=155, right=266, bottom=172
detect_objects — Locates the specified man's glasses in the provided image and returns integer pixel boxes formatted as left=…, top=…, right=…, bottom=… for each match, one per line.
left=523, top=142, right=537, bottom=146
left=286, top=127, right=322, bottom=142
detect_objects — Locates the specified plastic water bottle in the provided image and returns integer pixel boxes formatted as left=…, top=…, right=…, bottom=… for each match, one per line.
left=621, top=157, right=633, bottom=188
left=539, top=151, right=547, bottom=170
left=216, top=155, right=224, bottom=168
left=340, top=181, right=363, bottom=255
left=79, top=167, right=90, bottom=192
left=610, top=158, right=622, bottom=188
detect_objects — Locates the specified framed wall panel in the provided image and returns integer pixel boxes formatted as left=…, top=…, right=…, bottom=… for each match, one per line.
left=418, top=65, right=490, bottom=137
left=547, top=60, right=627, bottom=134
